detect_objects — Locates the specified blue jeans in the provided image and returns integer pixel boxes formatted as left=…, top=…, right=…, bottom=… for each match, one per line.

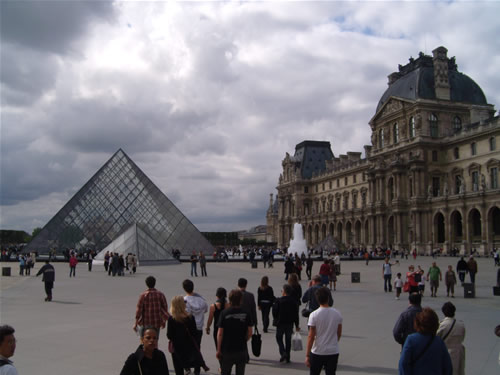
left=276, top=324, right=293, bottom=360
left=191, top=263, right=198, bottom=277
left=310, top=352, right=339, bottom=375
left=69, top=266, right=76, bottom=277
left=384, top=274, right=392, bottom=292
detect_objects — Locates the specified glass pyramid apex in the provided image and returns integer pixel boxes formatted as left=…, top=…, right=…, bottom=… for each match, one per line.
left=25, top=149, right=214, bottom=258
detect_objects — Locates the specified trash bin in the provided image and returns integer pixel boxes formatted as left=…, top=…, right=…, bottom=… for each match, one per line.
left=251, top=260, right=258, bottom=269
left=2, top=267, right=11, bottom=276
left=463, top=283, right=475, bottom=298
left=351, top=272, right=360, bottom=283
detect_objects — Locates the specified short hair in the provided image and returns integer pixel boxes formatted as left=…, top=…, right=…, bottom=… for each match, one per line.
left=145, top=276, right=156, bottom=289
left=441, top=302, right=456, bottom=318
left=229, top=289, right=243, bottom=306
left=216, top=287, right=227, bottom=300
left=315, top=287, right=332, bottom=305
left=182, top=279, right=194, bottom=294
left=282, top=284, right=293, bottom=296
left=238, top=278, right=247, bottom=288
left=414, top=307, right=439, bottom=335
left=0, top=325, right=15, bottom=345
left=408, top=292, right=422, bottom=306
left=312, top=275, right=322, bottom=283
left=141, top=326, right=159, bottom=338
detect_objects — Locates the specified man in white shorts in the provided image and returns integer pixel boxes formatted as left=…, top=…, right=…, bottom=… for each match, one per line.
left=305, top=287, right=343, bottom=375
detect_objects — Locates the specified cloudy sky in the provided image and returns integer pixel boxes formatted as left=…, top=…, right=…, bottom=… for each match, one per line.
left=1, top=1, right=500, bottom=234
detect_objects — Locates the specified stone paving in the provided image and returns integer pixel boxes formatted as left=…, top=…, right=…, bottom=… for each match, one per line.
left=1, top=256, right=499, bottom=375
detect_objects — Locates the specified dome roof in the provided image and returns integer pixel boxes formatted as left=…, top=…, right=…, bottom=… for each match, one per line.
left=376, top=50, right=487, bottom=113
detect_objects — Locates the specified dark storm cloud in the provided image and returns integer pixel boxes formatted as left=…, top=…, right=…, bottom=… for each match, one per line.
left=0, top=1, right=116, bottom=55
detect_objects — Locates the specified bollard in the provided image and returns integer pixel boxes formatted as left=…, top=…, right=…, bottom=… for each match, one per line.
left=351, top=272, right=360, bottom=283
left=2, top=267, right=11, bottom=277
left=463, top=283, right=475, bottom=298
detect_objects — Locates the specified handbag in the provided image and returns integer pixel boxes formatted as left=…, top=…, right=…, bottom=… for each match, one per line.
left=292, top=332, right=303, bottom=351
left=301, top=302, right=312, bottom=318
left=403, top=281, right=410, bottom=293
left=251, top=325, right=262, bottom=357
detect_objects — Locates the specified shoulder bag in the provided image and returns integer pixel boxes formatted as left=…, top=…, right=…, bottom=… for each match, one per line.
left=251, top=325, right=262, bottom=357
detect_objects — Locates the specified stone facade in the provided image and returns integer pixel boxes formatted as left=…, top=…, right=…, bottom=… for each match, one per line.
left=267, top=47, right=500, bottom=255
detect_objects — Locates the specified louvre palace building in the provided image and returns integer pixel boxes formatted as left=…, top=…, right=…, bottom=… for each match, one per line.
left=266, top=46, right=500, bottom=255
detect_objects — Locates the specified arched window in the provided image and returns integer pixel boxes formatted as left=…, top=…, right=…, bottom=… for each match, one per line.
left=490, top=137, right=496, bottom=151
left=379, top=129, right=384, bottom=148
left=429, top=113, right=438, bottom=137
left=393, top=123, right=399, bottom=144
left=453, top=116, right=462, bottom=132
left=409, top=117, right=416, bottom=138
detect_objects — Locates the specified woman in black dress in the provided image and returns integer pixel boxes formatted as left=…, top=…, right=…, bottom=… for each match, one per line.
left=205, top=287, right=227, bottom=372
left=167, top=296, right=209, bottom=375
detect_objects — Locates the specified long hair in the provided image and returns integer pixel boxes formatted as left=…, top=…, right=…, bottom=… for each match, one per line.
left=288, top=273, right=299, bottom=287
left=170, top=295, right=190, bottom=321
left=260, top=276, right=269, bottom=289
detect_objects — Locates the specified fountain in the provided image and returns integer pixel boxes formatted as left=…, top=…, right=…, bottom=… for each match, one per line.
left=287, top=223, right=307, bottom=257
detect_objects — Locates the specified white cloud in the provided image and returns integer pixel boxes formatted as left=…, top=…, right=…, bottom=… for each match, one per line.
left=1, top=1, right=499, bottom=234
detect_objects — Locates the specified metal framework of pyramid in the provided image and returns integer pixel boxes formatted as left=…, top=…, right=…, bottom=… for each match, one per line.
left=25, top=149, right=214, bottom=259
left=94, top=223, right=179, bottom=264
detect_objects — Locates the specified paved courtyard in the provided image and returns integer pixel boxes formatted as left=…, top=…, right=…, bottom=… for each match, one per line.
left=1, top=256, right=499, bottom=375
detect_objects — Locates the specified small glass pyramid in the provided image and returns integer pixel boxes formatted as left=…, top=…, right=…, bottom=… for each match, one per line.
left=25, top=149, right=214, bottom=259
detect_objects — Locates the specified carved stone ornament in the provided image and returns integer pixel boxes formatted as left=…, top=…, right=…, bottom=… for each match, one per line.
left=381, top=100, right=403, bottom=117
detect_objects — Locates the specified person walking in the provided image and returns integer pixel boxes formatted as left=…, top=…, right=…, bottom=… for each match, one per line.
left=167, top=296, right=209, bottom=375
left=399, top=308, right=452, bottom=375
left=305, top=286, right=343, bottom=375
left=319, top=259, right=331, bottom=287
left=306, top=255, right=314, bottom=280
left=120, top=327, right=169, bottom=375
left=405, top=265, right=419, bottom=294
left=69, top=253, right=78, bottom=277
left=284, top=256, right=295, bottom=281
left=133, top=276, right=169, bottom=337
left=287, top=273, right=302, bottom=308
left=456, top=257, right=468, bottom=284
left=87, top=251, right=93, bottom=272
left=427, top=262, right=442, bottom=297
left=466, top=256, right=478, bottom=284
left=393, top=293, right=422, bottom=347
left=444, top=265, right=457, bottom=298
left=437, top=302, right=465, bottom=375
left=272, top=284, right=300, bottom=363
left=206, top=287, right=227, bottom=373
left=216, top=289, right=253, bottom=375
left=0, top=325, right=18, bottom=375
left=302, top=275, right=333, bottom=314
left=36, top=260, right=55, bottom=301
left=257, top=276, right=275, bottom=333
left=190, top=251, right=199, bottom=277
left=183, top=279, right=208, bottom=375
left=238, top=278, right=257, bottom=362
left=199, top=253, right=207, bottom=277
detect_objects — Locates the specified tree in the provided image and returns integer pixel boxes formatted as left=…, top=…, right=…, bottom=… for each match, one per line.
left=32, top=227, right=42, bottom=238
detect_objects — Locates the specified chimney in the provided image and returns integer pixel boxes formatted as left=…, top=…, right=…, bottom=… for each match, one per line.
left=432, top=46, right=450, bottom=100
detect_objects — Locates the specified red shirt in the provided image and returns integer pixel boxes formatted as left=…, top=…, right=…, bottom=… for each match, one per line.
left=319, top=263, right=331, bottom=276
left=135, top=288, right=169, bottom=328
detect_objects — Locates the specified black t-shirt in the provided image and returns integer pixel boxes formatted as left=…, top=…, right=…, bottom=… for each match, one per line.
left=217, top=306, right=251, bottom=353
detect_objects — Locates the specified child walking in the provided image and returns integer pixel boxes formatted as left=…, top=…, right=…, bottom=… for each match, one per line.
left=394, top=272, right=403, bottom=300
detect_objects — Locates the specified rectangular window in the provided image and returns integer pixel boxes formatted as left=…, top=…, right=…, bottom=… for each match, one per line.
left=409, top=178, right=413, bottom=197
left=472, top=171, right=479, bottom=191
left=344, top=177, right=348, bottom=185
left=432, top=150, right=438, bottom=162
left=337, top=179, right=339, bottom=187
left=491, top=167, right=498, bottom=189
left=471, top=142, right=477, bottom=156
left=322, top=183, right=325, bottom=191
left=304, top=186, right=309, bottom=194
left=432, top=177, right=440, bottom=197
left=353, top=174, right=357, bottom=183
left=329, top=181, right=332, bottom=189
left=315, top=185, right=318, bottom=193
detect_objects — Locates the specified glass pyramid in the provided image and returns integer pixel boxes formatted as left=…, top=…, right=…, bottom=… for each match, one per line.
left=94, top=223, right=178, bottom=264
left=25, top=149, right=214, bottom=258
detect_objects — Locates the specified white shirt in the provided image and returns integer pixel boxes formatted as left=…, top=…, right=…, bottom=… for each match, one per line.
left=308, top=306, right=343, bottom=355
left=0, top=356, right=18, bottom=375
